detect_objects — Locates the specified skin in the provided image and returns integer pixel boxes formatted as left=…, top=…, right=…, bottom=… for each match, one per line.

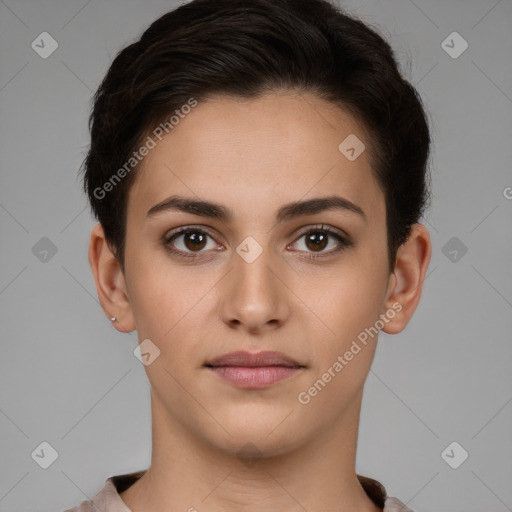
left=89, top=91, right=431, bottom=512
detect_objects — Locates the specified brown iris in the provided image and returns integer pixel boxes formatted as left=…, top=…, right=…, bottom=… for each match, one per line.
left=305, top=231, right=328, bottom=252
left=183, top=231, right=207, bottom=251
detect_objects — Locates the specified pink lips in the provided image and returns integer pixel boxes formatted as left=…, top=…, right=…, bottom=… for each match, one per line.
left=205, top=350, right=304, bottom=389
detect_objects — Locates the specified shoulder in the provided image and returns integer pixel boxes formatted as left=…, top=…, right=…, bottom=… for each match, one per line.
left=59, top=470, right=145, bottom=512
left=357, top=474, right=415, bottom=512
left=384, top=496, right=415, bottom=512
left=62, top=499, right=97, bottom=512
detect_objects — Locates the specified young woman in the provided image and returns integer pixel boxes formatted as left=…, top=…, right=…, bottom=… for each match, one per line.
left=69, top=0, right=432, bottom=510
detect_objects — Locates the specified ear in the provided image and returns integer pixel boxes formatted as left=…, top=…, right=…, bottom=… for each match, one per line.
left=88, top=223, right=136, bottom=333
left=381, top=223, right=431, bottom=334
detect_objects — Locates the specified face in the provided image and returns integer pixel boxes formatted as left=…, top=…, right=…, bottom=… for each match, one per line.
left=118, top=91, right=396, bottom=455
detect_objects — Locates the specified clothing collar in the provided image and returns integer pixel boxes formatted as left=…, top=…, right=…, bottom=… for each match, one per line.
left=93, top=470, right=389, bottom=511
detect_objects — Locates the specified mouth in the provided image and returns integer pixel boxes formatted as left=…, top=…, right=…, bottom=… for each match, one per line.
left=204, top=350, right=305, bottom=389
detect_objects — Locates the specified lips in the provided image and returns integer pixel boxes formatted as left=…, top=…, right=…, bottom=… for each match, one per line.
left=204, top=350, right=303, bottom=368
left=205, top=350, right=305, bottom=389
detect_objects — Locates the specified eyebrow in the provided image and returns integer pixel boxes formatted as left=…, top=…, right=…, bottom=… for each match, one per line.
left=146, top=194, right=366, bottom=223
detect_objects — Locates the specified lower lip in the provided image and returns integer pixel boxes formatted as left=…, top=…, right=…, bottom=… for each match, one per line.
left=208, top=366, right=301, bottom=389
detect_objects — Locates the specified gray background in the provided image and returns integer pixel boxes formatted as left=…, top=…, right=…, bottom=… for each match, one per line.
left=0, top=1, right=511, bottom=511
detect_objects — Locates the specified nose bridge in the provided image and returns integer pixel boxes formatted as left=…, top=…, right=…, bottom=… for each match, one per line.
left=219, top=235, right=290, bottom=331
left=236, top=242, right=274, bottom=295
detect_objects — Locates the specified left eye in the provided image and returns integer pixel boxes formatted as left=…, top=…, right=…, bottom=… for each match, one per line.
left=290, top=226, right=351, bottom=255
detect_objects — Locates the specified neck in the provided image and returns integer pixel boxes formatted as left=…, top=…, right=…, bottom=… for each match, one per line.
left=120, top=388, right=382, bottom=512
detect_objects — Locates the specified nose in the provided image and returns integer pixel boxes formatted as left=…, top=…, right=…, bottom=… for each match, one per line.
left=218, top=243, right=291, bottom=334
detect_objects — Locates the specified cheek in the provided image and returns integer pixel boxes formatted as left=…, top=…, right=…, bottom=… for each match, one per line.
left=125, top=249, right=218, bottom=365
left=303, top=251, right=389, bottom=382
left=124, top=246, right=186, bottom=339
left=317, top=260, right=388, bottom=337
left=297, top=272, right=385, bottom=415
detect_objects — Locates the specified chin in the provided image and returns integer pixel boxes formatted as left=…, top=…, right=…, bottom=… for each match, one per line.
left=212, top=432, right=302, bottom=464
left=202, top=411, right=308, bottom=460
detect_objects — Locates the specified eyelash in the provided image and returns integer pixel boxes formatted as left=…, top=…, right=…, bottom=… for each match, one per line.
left=163, top=224, right=353, bottom=261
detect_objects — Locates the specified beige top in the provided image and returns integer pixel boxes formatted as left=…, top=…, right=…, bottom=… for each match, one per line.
left=63, top=470, right=415, bottom=512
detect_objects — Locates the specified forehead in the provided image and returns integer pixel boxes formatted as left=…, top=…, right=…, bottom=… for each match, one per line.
left=127, top=91, right=385, bottom=226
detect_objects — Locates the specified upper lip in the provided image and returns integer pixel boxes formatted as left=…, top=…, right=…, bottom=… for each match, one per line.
left=205, top=350, right=304, bottom=368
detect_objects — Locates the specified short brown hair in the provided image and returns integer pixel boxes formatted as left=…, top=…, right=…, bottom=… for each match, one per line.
left=80, top=0, right=431, bottom=273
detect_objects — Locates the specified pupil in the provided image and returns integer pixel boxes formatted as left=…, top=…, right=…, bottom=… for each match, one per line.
left=186, top=232, right=206, bottom=251
left=307, top=232, right=327, bottom=251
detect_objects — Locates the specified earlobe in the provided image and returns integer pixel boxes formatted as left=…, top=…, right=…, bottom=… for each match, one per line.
left=88, top=223, right=136, bottom=333
left=381, top=223, right=432, bottom=335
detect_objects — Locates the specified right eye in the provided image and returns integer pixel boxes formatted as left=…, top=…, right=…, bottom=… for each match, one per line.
left=163, top=226, right=222, bottom=259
